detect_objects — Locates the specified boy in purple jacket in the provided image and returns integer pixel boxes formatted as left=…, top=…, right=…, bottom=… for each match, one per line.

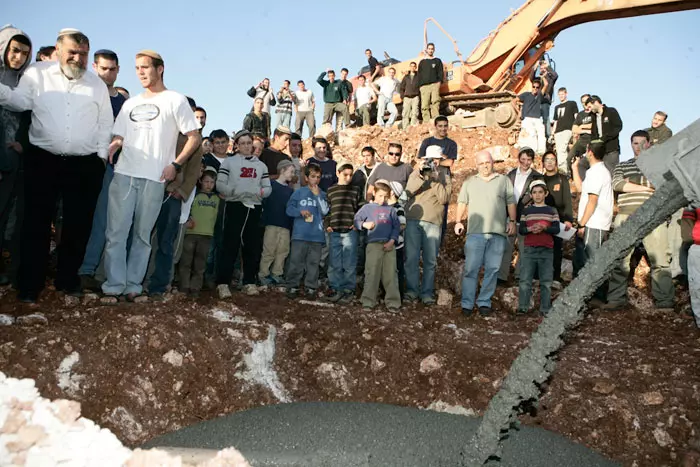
left=354, top=182, right=401, bottom=312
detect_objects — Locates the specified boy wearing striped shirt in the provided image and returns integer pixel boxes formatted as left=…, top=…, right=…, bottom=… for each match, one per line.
left=325, top=163, right=363, bottom=303
left=517, top=180, right=560, bottom=315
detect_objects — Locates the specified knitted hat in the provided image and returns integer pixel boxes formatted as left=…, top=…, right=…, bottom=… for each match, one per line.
left=233, top=129, right=251, bottom=142
left=57, top=28, right=83, bottom=38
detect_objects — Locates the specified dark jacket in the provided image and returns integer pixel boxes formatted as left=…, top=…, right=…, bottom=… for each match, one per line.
left=507, top=168, right=544, bottom=221
left=543, top=172, right=574, bottom=223
left=590, top=105, right=623, bottom=154
left=243, top=112, right=269, bottom=139
left=399, top=73, right=420, bottom=98
left=646, top=124, right=672, bottom=146
left=417, top=57, right=444, bottom=86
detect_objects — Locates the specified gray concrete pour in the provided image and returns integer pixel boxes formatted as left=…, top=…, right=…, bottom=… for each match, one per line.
left=143, top=402, right=619, bottom=466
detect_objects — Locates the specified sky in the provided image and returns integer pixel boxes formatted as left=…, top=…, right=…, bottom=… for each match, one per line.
left=6, top=0, right=699, bottom=161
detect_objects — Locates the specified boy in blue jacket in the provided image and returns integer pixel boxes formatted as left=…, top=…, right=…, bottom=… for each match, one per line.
left=285, top=163, right=329, bottom=299
left=354, top=182, right=401, bottom=312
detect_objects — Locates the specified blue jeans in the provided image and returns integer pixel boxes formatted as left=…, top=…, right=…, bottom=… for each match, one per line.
left=541, top=102, right=552, bottom=139
left=405, top=219, right=440, bottom=300
left=328, top=230, right=358, bottom=292
left=147, top=194, right=182, bottom=294
left=519, top=246, right=554, bottom=312
left=377, top=95, right=398, bottom=127
left=277, top=112, right=292, bottom=129
left=102, top=173, right=164, bottom=295
left=461, top=233, right=507, bottom=309
left=79, top=163, right=114, bottom=275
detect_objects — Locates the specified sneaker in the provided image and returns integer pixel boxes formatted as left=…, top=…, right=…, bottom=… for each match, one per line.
left=286, top=287, right=299, bottom=299
left=150, top=292, right=166, bottom=302
left=259, top=276, right=273, bottom=286
left=303, top=288, right=317, bottom=299
left=422, top=297, right=436, bottom=306
left=269, top=274, right=283, bottom=285
left=338, top=292, right=355, bottom=305
left=478, top=306, right=492, bottom=316
left=243, top=284, right=259, bottom=296
left=326, top=291, right=343, bottom=303
left=403, top=293, right=418, bottom=303
left=462, top=307, right=473, bottom=317
left=387, top=305, right=400, bottom=313
left=217, top=284, right=232, bottom=299
left=516, top=308, right=529, bottom=315
left=80, top=274, right=102, bottom=292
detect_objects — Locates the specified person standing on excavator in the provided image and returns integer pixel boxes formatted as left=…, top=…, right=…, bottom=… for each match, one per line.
left=417, top=43, right=443, bottom=122
left=534, top=60, right=558, bottom=140
left=517, top=78, right=546, bottom=155
left=365, top=49, right=382, bottom=82
left=646, top=111, right=672, bottom=146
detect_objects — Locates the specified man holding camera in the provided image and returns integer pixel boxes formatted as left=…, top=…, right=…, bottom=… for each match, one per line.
left=404, top=145, right=450, bottom=305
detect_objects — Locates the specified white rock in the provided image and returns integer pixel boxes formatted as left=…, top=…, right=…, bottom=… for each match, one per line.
left=0, top=314, right=15, bottom=326
left=16, top=313, right=48, bottom=326
left=56, top=352, right=84, bottom=397
left=419, top=354, right=443, bottom=374
left=64, top=295, right=80, bottom=307
left=653, top=427, right=673, bottom=447
left=162, top=350, right=183, bottom=367
left=82, top=293, right=99, bottom=305
left=315, top=362, right=353, bottom=395
left=235, top=326, right=290, bottom=403
left=437, top=289, right=453, bottom=307
left=561, top=259, right=573, bottom=282
left=425, top=401, right=477, bottom=417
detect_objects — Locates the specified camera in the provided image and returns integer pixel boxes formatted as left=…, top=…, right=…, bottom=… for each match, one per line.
left=420, top=160, right=434, bottom=176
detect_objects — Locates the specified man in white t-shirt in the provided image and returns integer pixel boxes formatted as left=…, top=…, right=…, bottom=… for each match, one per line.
left=372, top=67, right=399, bottom=127
left=354, top=75, right=376, bottom=126
left=572, top=139, right=613, bottom=306
left=294, top=80, right=315, bottom=138
left=102, top=50, right=201, bottom=299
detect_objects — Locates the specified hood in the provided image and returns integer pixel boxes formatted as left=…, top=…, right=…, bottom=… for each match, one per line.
left=0, top=24, right=33, bottom=88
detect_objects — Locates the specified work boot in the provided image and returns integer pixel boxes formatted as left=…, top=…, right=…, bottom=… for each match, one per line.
left=326, top=291, right=343, bottom=303
left=286, top=287, right=299, bottom=299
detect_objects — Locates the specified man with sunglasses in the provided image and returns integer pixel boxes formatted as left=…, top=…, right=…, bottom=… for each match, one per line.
left=517, top=78, right=546, bottom=155
left=365, top=143, right=412, bottom=202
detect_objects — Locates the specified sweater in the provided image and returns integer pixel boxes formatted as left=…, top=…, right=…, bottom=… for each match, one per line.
left=404, top=170, right=450, bottom=226
left=286, top=186, right=329, bottom=244
left=317, top=72, right=347, bottom=104
left=417, top=57, right=444, bottom=86
left=307, top=157, right=338, bottom=192
left=325, top=184, right=362, bottom=232
left=262, top=180, right=294, bottom=230
left=612, top=158, right=653, bottom=215
left=399, top=73, right=420, bottom=99
left=354, top=203, right=400, bottom=244
left=187, top=191, right=220, bottom=237
left=217, top=155, right=271, bottom=205
left=518, top=204, right=560, bottom=248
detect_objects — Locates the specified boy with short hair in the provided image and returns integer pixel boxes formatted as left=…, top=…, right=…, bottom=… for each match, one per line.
left=354, top=182, right=401, bottom=312
left=387, top=181, right=407, bottom=297
left=285, top=164, right=329, bottom=299
left=259, top=160, right=295, bottom=285
left=325, top=162, right=362, bottom=303
left=178, top=169, right=220, bottom=297
left=517, top=180, right=560, bottom=315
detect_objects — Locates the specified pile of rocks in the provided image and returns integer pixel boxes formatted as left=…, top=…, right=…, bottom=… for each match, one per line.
left=0, top=372, right=249, bottom=466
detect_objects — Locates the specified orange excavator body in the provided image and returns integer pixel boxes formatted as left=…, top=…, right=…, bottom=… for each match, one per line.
left=350, top=0, right=700, bottom=127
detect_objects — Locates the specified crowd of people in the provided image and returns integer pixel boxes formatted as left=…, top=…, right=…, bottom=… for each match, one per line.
left=0, top=26, right=697, bottom=329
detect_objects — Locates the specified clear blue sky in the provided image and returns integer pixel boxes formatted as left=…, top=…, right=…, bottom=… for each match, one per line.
left=7, top=1, right=699, bottom=160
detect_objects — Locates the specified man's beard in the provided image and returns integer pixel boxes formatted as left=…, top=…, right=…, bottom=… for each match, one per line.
left=61, top=62, right=86, bottom=79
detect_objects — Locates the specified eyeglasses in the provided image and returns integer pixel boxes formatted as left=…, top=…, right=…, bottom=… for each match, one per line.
left=388, top=152, right=401, bottom=156
left=532, top=86, right=541, bottom=90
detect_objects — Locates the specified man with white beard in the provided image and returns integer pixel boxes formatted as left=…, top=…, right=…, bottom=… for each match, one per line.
left=0, top=28, right=112, bottom=303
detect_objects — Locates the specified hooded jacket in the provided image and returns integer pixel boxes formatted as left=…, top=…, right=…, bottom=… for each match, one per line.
left=0, top=25, right=32, bottom=171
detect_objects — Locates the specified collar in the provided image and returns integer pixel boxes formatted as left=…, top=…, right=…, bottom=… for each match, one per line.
left=517, top=168, right=532, bottom=176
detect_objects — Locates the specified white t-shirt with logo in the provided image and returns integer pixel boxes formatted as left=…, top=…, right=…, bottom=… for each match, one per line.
left=578, top=162, right=613, bottom=231
left=295, top=90, right=315, bottom=112
left=113, top=90, right=198, bottom=183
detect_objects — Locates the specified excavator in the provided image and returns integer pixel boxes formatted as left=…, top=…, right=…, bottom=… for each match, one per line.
left=351, top=0, right=700, bottom=129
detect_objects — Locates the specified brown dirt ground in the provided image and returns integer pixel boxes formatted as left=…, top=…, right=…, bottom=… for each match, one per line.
left=1, top=123, right=699, bottom=467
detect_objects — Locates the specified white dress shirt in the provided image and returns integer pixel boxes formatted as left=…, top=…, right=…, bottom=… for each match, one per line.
left=513, top=167, right=532, bottom=204
left=0, top=61, right=113, bottom=159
